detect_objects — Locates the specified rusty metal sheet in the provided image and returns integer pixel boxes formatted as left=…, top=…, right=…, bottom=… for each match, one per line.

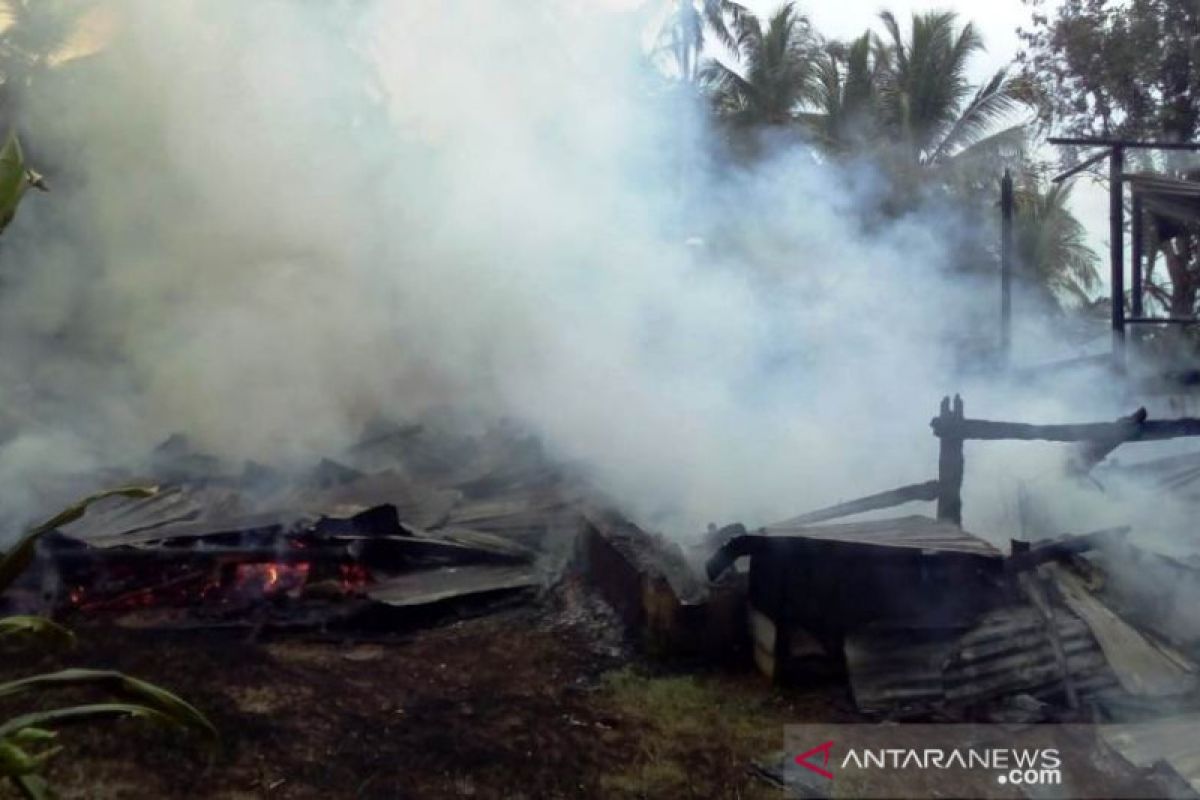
left=764, top=514, right=1002, bottom=557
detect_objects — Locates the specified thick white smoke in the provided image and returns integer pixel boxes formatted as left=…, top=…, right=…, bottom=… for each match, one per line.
left=0, top=0, right=1163, bottom=541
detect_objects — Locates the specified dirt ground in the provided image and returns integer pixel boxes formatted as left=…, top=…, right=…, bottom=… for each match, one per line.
left=0, top=581, right=858, bottom=799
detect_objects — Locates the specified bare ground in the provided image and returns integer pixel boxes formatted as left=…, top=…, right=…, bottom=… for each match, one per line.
left=0, top=580, right=858, bottom=799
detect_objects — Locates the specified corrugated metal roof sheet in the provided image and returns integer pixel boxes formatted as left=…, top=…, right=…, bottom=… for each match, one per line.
left=764, top=515, right=1002, bottom=557
left=846, top=604, right=1117, bottom=716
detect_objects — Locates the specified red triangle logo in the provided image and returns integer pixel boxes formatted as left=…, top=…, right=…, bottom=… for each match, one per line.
left=795, top=740, right=835, bottom=780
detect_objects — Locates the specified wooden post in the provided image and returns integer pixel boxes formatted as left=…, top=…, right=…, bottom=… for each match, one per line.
left=1131, top=191, right=1144, bottom=353
left=1110, top=146, right=1126, bottom=359
left=1000, top=170, right=1014, bottom=362
left=1131, top=192, right=1144, bottom=319
left=935, top=395, right=965, bottom=526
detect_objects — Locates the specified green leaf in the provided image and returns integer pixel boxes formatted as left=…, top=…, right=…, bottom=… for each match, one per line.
left=9, top=729, right=55, bottom=746
left=0, top=670, right=217, bottom=741
left=0, top=703, right=189, bottom=740
left=0, top=739, right=37, bottom=776
left=0, top=130, right=27, bottom=233
left=12, top=773, right=51, bottom=800
left=0, top=617, right=75, bottom=650
left=0, top=486, right=158, bottom=594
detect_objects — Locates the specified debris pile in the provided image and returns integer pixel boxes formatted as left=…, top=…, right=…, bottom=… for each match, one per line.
left=6, top=421, right=595, bottom=632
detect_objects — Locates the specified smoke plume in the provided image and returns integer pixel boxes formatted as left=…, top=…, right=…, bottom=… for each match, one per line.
left=0, top=0, right=1161, bottom=541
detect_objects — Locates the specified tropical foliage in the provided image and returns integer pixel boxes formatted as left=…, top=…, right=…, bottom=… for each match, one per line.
left=657, top=0, right=750, bottom=83
left=699, top=2, right=818, bottom=128
left=1012, top=177, right=1100, bottom=309
left=1019, top=0, right=1200, bottom=322
left=0, top=486, right=216, bottom=800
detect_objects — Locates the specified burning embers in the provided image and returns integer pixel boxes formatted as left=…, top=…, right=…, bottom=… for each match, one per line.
left=32, top=498, right=547, bottom=631
left=10, top=423, right=571, bottom=631
left=56, top=531, right=365, bottom=618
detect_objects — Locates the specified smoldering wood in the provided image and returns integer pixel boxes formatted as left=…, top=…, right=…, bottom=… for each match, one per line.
left=1046, top=565, right=1199, bottom=697
left=767, top=479, right=940, bottom=529
left=43, top=531, right=532, bottom=596
left=931, top=413, right=1200, bottom=443
left=1006, top=527, right=1131, bottom=574
left=1067, top=408, right=1149, bottom=475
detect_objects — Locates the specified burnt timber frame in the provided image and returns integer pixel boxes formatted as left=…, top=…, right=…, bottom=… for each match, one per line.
left=1048, top=137, right=1200, bottom=359
left=932, top=395, right=1200, bottom=524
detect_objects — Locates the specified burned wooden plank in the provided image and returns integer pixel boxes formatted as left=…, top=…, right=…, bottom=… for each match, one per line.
left=365, top=564, right=540, bottom=607
left=1046, top=565, right=1198, bottom=697
left=768, top=480, right=940, bottom=529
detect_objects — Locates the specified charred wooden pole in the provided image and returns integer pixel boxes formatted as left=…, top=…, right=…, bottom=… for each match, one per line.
left=1000, top=170, right=1014, bottom=362
left=933, top=395, right=965, bottom=526
left=772, top=480, right=941, bottom=528
left=1066, top=407, right=1148, bottom=475
left=1110, top=145, right=1126, bottom=360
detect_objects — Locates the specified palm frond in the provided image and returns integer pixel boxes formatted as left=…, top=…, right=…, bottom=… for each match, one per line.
left=927, top=69, right=1023, bottom=163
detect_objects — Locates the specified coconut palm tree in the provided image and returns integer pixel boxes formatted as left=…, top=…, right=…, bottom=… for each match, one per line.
left=657, top=0, right=750, bottom=84
left=698, top=3, right=819, bottom=129
left=1013, top=178, right=1100, bottom=310
left=804, top=33, right=885, bottom=153
left=874, top=11, right=1025, bottom=175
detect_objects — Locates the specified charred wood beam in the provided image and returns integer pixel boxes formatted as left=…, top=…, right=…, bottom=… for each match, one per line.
left=1006, top=527, right=1131, bottom=574
left=930, top=410, right=1200, bottom=443
left=770, top=480, right=940, bottom=529
left=705, top=535, right=763, bottom=582
left=1067, top=408, right=1149, bottom=475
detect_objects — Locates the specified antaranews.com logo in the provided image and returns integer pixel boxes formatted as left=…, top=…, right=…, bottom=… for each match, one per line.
left=784, top=724, right=1171, bottom=799
left=794, top=738, right=1061, bottom=788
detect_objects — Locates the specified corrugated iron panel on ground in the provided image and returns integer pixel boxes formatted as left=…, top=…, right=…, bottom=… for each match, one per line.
left=846, top=605, right=1116, bottom=715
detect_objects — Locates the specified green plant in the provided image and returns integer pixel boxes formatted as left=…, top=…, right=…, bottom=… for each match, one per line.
left=0, top=128, right=46, bottom=233
left=0, top=487, right=218, bottom=799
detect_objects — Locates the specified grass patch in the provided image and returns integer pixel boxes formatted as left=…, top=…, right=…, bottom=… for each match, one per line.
left=596, top=667, right=793, bottom=800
